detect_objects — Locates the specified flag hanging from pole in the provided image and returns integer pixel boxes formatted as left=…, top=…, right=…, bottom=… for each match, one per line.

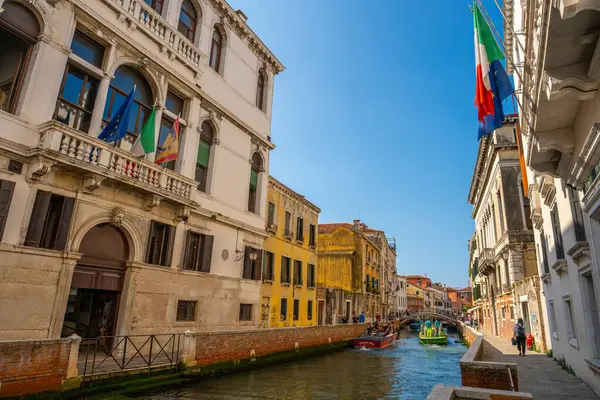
left=155, top=116, right=180, bottom=165
left=473, top=3, right=513, bottom=139
left=98, top=88, right=135, bottom=143
left=131, top=105, right=157, bottom=156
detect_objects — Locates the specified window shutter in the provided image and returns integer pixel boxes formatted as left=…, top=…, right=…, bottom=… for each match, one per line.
left=200, top=235, right=213, bottom=273
left=243, top=246, right=251, bottom=279
left=197, top=140, right=210, bottom=168
left=182, top=230, right=191, bottom=270
left=270, top=254, right=275, bottom=281
left=146, top=221, right=156, bottom=263
left=281, top=256, right=285, bottom=283
left=0, top=180, right=15, bottom=241
left=250, top=170, right=258, bottom=191
left=163, top=225, right=176, bottom=267
left=54, top=196, right=74, bottom=250
left=25, top=190, right=51, bottom=247
left=253, top=249, right=263, bottom=280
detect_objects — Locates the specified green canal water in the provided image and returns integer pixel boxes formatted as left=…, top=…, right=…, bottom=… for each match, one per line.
left=139, top=329, right=466, bottom=400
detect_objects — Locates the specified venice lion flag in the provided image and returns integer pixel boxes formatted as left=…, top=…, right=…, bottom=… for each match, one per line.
left=155, top=116, right=180, bottom=165
left=473, top=3, right=513, bottom=139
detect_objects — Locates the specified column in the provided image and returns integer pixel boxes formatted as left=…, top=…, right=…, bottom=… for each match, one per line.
left=89, top=44, right=117, bottom=137
left=170, top=221, right=186, bottom=270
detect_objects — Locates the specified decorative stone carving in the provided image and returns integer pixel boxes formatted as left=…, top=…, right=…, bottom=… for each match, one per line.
left=82, top=174, right=105, bottom=194
left=567, top=241, right=591, bottom=271
left=538, top=174, right=557, bottom=208
left=111, top=207, right=125, bottom=227
left=551, top=259, right=568, bottom=276
left=144, top=194, right=162, bottom=211
left=174, top=206, right=190, bottom=224
left=28, top=157, right=54, bottom=181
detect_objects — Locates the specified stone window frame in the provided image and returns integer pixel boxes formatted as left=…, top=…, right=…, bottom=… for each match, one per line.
left=562, top=294, right=578, bottom=349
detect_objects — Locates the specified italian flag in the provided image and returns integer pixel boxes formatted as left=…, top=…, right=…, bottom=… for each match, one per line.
left=473, top=4, right=504, bottom=125
left=131, top=106, right=157, bottom=156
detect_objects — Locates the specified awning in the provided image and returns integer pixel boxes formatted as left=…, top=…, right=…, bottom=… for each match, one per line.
left=467, top=305, right=481, bottom=313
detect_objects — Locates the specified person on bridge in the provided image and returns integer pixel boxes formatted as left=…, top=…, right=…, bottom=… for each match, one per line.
left=359, top=311, right=366, bottom=323
left=514, top=318, right=527, bottom=356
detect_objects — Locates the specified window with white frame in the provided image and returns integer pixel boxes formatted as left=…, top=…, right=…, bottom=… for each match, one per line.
left=563, top=296, right=577, bottom=344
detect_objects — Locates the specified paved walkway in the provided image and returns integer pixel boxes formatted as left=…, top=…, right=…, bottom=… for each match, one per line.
left=482, top=334, right=599, bottom=399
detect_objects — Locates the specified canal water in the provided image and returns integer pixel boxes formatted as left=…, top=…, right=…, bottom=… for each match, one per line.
left=141, top=329, right=466, bottom=400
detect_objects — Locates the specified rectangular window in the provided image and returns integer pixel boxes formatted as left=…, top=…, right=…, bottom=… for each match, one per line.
left=54, top=64, right=99, bottom=133
left=294, top=260, right=303, bottom=286
left=568, top=185, right=587, bottom=242
left=497, top=192, right=505, bottom=233
left=263, top=251, right=274, bottom=281
left=280, top=298, right=288, bottom=321
left=309, top=224, right=316, bottom=247
left=296, top=216, right=304, bottom=242
left=267, top=202, right=275, bottom=225
left=307, top=300, right=313, bottom=320
left=550, top=206, right=565, bottom=259
left=248, top=170, right=258, bottom=213
left=176, top=300, right=196, bottom=321
left=165, top=91, right=184, bottom=115
left=25, top=191, right=74, bottom=251
left=281, top=256, right=291, bottom=284
left=293, top=299, right=299, bottom=321
left=146, top=221, right=175, bottom=267
left=510, top=306, right=515, bottom=320
left=182, top=231, right=213, bottom=272
left=564, top=297, right=577, bottom=341
left=239, top=304, right=252, bottom=322
left=242, top=246, right=263, bottom=280
left=307, top=263, right=315, bottom=288
left=70, top=31, right=105, bottom=68
left=366, top=274, right=370, bottom=291
left=157, top=116, right=183, bottom=171
left=540, top=229, right=550, bottom=274
left=0, top=180, right=15, bottom=241
left=501, top=306, right=506, bottom=319
left=195, top=136, right=211, bottom=192
left=285, top=211, right=292, bottom=237
left=581, top=272, right=600, bottom=357
left=548, top=300, right=558, bottom=338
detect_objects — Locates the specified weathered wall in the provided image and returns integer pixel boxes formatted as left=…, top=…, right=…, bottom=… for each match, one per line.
left=194, top=323, right=366, bottom=366
left=0, top=336, right=78, bottom=398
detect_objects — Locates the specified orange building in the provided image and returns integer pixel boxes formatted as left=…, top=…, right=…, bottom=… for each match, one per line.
left=403, top=275, right=432, bottom=289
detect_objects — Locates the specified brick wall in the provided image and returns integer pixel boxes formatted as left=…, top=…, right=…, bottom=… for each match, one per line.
left=0, top=337, right=77, bottom=397
left=459, top=324, right=519, bottom=392
left=195, top=323, right=366, bottom=365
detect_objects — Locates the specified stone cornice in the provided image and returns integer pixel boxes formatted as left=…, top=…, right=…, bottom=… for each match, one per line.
left=504, top=0, right=514, bottom=74
left=268, top=176, right=321, bottom=214
left=542, top=71, right=598, bottom=101
left=206, top=0, right=284, bottom=74
left=468, top=136, right=490, bottom=205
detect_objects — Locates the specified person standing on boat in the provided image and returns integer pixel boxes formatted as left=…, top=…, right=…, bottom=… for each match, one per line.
left=359, top=311, right=366, bottom=323
left=434, top=319, right=441, bottom=336
left=425, top=319, right=432, bottom=337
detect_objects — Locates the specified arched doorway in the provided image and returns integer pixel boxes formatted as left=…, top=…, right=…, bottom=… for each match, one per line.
left=62, top=223, right=129, bottom=338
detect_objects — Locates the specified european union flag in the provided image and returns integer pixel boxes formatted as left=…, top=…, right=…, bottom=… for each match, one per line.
left=478, top=60, right=513, bottom=139
left=98, top=88, right=135, bottom=143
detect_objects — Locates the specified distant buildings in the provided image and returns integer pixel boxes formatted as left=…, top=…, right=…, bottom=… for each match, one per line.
left=260, top=177, right=320, bottom=328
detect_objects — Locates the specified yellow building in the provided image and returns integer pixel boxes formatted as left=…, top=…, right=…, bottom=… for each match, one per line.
left=260, top=177, right=320, bottom=328
left=317, top=220, right=383, bottom=324
left=407, top=283, right=425, bottom=311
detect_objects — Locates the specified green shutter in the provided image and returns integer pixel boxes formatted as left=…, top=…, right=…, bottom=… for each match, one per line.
left=250, top=170, right=258, bottom=190
left=197, top=140, right=210, bottom=168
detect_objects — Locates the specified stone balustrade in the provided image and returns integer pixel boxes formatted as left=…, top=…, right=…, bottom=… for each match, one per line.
left=102, top=0, right=205, bottom=72
left=36, top=121, right=197, bottom=207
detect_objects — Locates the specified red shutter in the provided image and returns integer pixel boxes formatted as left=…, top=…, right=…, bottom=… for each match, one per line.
left=54, top=196, right=74, bottom=250
left=24, top=190, right=51, bottom=247
left=200, top=235, right=213, bottom=273
left=0, top=180, right=15, bottom=241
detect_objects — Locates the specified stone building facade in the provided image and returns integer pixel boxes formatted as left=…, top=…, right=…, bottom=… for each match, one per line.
left=317, top=221, right=384, bottom=323
left=0, top=0, right=282, bottom=340
left=260, top=177, right=320, bottom=328
left=468, top=121, right=547, bottom=350
left=507, top=0, right=600, bottom=393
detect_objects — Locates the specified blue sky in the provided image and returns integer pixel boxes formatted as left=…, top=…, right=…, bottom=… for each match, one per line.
left=228, top=0, right=505, bottom=288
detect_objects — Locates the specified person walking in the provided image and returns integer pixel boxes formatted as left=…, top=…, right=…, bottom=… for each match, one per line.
left=359, top=311, right=366, bottom=323
left=514, top=318, right=527, bottom=356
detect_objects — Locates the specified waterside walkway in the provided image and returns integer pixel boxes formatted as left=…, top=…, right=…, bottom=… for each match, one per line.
left=482, top=334, right=599, bottom=400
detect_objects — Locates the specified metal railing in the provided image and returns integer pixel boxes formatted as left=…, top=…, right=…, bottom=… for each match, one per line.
left=507, top=366, right=515, bottom=391
left=80, top=333, right=182, bottom=387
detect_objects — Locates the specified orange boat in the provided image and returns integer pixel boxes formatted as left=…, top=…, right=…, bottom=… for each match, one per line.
left=351, top=333, right=396, bottom=349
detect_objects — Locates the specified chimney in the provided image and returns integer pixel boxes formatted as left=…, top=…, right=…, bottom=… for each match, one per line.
left=235, top=9, right=248, bottom=22
left=353, top=219, right=360, bottom=231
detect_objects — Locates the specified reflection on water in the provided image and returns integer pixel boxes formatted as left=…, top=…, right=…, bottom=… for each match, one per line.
left=140, top=330, right=466, bottom=400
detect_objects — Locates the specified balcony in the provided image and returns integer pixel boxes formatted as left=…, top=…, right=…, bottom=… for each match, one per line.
left=32, top=121, right=197, bottom=209
left=478, top=248, right=495, bottom=276
left=102, top=0, right=205, bottom=75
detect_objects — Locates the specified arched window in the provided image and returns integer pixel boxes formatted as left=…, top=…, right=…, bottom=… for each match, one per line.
left=103, top=65, right=153, bottom=140
left=248, top=153, right=262, bottom=213
left=0, top=1, right=41, bottom=114
left=178, top=0, right=198, bottom=42
left=144, top=0, right=164, bottom=14
left=256, top=70, right=267, bottom=112
left=209, top=25, right=224, bottom=73
left=195, top=121, right=214, bottom=192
